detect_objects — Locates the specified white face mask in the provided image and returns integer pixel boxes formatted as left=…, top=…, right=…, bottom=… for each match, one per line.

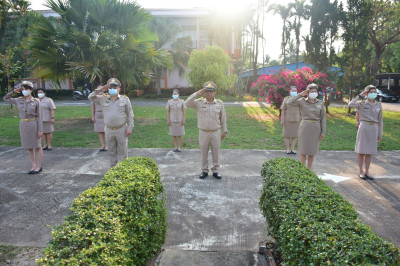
left=308, top=92, right=318, bottom=99
left=172, top=94, right=179, bottom=99
left=38, top=93, right=45, bottom=98
left=22, top=90, right=31, bottom=97
left=290, top=91, right=297, bottom=96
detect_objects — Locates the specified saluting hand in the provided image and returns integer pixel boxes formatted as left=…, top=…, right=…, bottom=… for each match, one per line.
left=14, top=88, right=22, bottom=93
left=221, top=132, right=227, bottom=140
left=197, top=88, right=206, bottom=96
left=361, top=88, right=369, bottom=97
left=300, top=88, right=310, bottom=97
left=320, top=134, right=325, bottom=141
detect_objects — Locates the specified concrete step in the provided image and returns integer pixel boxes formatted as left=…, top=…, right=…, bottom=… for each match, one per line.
left=157, top=249, right=268, bottom=266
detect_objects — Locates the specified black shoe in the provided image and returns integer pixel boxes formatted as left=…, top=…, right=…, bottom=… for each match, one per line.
left=212, top=172, right=222, bottom=179
left=291, top=150, right=296, bottom=154
left=365, top=174, right=374, bottom=180
left=359, top=174, right=367, bottom=180
left=28, top=170, right=35, bottom=174
left=199, top=172, right=208, bottom=179
left=43, top=146, right=48, bottom=150
left=286, top=150, right=291, bottom=154
left=33, top=167, right=42, bottom=174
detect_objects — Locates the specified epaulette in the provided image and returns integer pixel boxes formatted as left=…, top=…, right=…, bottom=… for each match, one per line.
left=18, top=96, right=23, bottom=99
left=216, top=99, right=223, bottom=103
left=122, top=95, right=129, bottom=99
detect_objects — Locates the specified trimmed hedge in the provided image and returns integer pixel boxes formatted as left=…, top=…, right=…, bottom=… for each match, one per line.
left=37, top=157, right=167, bottom=265
left=259, top=157, right=400, bottom=265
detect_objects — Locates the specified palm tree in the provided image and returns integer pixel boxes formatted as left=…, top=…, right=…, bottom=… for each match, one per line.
left=269, top=4, right=292, bottom=68
left=289, top=0, right=310, bottom=69
left=25, top=0, right=172, bottom=89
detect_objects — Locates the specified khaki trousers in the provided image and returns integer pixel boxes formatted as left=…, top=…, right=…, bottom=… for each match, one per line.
left=199, top=129, right=221, bottom=173
left=105, top=126, right=128, bottom=167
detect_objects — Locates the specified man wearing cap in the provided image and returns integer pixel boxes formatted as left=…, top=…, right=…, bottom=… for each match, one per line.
left=185, top=81, right=227, bottom=179
left=88, top=78, right=134, bottom=167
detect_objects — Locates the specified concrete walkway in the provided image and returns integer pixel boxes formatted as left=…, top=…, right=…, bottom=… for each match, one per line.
left=0, top=146, right=399, bottom=265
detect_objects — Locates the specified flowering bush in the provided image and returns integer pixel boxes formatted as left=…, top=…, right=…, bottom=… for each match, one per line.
left=250, top=67, right=335, bottom=109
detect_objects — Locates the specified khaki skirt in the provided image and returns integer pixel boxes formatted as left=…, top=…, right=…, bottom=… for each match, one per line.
left=298, top=121, right=321, bottom=155
left=283, top=121, right=300, bottom=138
left=20, top=120, right=41, bottom=149
left=355, top=122, right=378, bottom=155
left=94, top=114, right=105, bottom=133
left=42, top=121, right=54, bottom=133
left=169, top=122, right=185, bottom=136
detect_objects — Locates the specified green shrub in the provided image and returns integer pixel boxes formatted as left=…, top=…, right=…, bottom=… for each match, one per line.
left=259, top=157, right=400, bottom=265
left=37, top=157, right=167, bottom=265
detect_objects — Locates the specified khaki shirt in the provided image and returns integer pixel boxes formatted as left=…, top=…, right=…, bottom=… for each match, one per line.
left=40, top=97, right=56, bottom=122
left=166, top=99, right=186, bottom=123
left=348, top=95, right=383, bottom=137
left=3, top=91, right=43, bottom=132
left=287, top=94, right=326, bottom=135
left=185, top=92, right=227, bottom=132
left=280, top=96, right=301, bottom=122
left=88, top=89, right=134, bottom=132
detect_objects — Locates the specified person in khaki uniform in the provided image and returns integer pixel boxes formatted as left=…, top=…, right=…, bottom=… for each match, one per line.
left=166, top=89, right=186, bottom=152
left=185, top=81, right=227, bottom=179
left=91, top=85, right=108, bottom=151
left=287, top=83, right=326, bottom=170
left=348, top=85, right=383, bottom=180
left=88, top=78, right=134, bottom=167
left=37, top=89, right=56, bottom=150
left=3, top=81, right=43, bottom=174
left=280, top=86, right=301, bottom=154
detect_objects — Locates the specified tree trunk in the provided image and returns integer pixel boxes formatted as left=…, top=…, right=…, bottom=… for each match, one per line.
left=371, top=45, right=384, bottom=77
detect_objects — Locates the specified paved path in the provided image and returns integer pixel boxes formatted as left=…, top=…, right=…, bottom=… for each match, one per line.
left=0, top=147, right=399, bottom=265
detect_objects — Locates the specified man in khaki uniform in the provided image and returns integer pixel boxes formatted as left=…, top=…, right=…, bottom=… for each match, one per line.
left=88, top=78, right=134, bottom=167
left=185, top=81, right=227, bottom=179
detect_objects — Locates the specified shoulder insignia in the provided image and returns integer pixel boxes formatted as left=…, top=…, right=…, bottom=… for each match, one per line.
left=18, top=97, right=23, bottom=99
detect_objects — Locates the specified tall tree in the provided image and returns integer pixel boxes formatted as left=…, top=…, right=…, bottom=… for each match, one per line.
left=304, top=0, right=341, bottom=72
left=26, top=0, right=172, bottom=89
left=289, top=0, right=310, bottom=69
left=366, top=0, right=400, bottom=77
left=0, top=0, right=29, bottom=50
left=269, top=4, right=292, bottom=68
left=338, top=0, right=372, bottom=112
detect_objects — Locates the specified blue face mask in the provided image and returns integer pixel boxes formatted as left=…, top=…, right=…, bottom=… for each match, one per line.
left=290, top=91, right=297, bottom=96
left=368, top=93, right=377, bottom=100
left=172, top=94, right=179, bottom=99
left=109, top=88, right=118, bottom=96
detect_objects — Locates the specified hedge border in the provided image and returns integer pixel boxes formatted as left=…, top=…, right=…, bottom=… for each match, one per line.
left=259, top=157, right=400, bottom=265
left=37, top=157, right=167, bottom=265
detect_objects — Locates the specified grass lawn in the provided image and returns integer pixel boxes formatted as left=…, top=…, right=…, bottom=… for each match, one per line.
left=0, top=105, right=399, bottom=150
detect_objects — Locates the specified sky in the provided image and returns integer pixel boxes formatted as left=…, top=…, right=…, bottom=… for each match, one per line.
left=28, top=0, right=306, bottom=61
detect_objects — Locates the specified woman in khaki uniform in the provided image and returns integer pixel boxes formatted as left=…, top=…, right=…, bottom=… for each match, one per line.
left=37, top=89, right=56, bottom=150
left=91, top=86, right=107, bottom=151
left=287, top=83, right=326, bottom=170
left=280, top=86, right=301, bottom=154
left=3, top=81, right=43, bottom=174
left=348, top=85, right=383, bottom=180
left=166, top=89, right=186, bottom=152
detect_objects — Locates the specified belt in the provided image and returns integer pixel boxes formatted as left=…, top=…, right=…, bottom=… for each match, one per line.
left=21, top=118, right=37, bottom=122
left=302, top=119, right=319, bottom=123
left=361, top=121, right=377, bottom=125
left=201, top=129, right=219, bottom=133
left=106, top=124, right=125, bottom=130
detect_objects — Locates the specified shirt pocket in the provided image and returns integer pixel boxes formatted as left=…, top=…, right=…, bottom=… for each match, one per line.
left=118, top=102, right=126, bottom=112
left=27, top=102, right=37, bottom=116
left=213, top=107, right=221, bottom=119
left=103, top=103, right=111, bottom=112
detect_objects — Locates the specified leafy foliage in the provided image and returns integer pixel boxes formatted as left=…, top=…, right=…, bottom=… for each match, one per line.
left=187, top=45, right=234, bottom=91
left=25, top=0, right=172, bottom=88
left=37, top=157, right=167, bottom=265
left=259, top=157, right=400, bottom=265
left=251, top=66, right=334, bottom=109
